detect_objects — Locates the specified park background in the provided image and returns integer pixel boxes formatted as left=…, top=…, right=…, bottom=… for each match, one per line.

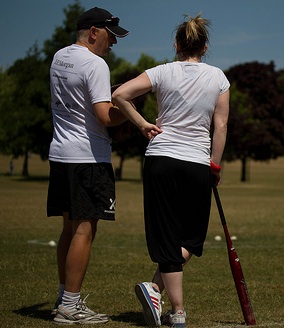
left=0, top=155, right=283, bottom=327
left=0, top=0, right=284, bottom=327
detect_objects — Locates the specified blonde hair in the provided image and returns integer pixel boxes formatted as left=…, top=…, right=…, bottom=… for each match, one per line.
left=175, top=13, right=211, bottom=60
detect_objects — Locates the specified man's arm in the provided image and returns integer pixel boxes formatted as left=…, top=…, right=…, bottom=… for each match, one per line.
left=92, top=102, right=127, bottom=127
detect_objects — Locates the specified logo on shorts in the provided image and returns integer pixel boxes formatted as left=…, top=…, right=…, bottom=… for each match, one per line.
left=104, top=198, right=116, bottom=214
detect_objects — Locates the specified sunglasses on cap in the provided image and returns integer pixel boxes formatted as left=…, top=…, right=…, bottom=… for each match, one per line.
left=97, top=17, right=120, bottom=27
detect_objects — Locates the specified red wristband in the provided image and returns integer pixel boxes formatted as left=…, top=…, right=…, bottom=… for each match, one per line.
left=210, top=161, right=222, bottom=173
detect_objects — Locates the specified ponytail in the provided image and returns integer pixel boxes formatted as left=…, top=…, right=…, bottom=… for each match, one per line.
left=175, top=13, right=210, bottom=60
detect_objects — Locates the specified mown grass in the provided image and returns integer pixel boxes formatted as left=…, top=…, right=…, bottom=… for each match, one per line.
left=0, top=155, right=283, bottom=327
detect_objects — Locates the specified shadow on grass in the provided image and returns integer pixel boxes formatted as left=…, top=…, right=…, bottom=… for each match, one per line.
left=0, top=173, right=49, bottom=182
left=14, top=305, right=146, bottom=326
left=13, top=302, right=52, bottom=322
left=110, top=311, right=146, bottom=326
left=15, top=176, right=49, bottom=182
left=1, top=174, right=142, bottom=184
left=214, top=320, right=246, bottom=326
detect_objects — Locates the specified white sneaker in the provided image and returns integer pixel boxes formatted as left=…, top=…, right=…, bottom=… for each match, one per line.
left=53, top=296, right=109, bottom=325
left=135, top=282, right=162, bottom=326
left=162, top=309, right=186, bottom=327
left=51, top=297, right=61, bottom=316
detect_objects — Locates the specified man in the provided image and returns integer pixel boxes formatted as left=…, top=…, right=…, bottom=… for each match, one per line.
left=47, top=7, right=129, bottom=325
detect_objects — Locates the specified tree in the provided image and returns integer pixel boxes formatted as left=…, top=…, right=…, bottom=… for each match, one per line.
left=136, top=53, right=161, bottom=71
left=225, top=61, right=284, bottom=181
left=223, top=84, right=254, bottom=181
left=3, top=45, right=51, bottom=176
left=43, top=0, right=83, bottom=64
left=0, top=1, right=86, bottom=176
left=0, top=68, right=16, bottom=155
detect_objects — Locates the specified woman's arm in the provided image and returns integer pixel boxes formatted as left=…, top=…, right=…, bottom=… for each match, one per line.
left=211, top=89, right=230, bottom=181
left=112, top=72, right=162, bottom=139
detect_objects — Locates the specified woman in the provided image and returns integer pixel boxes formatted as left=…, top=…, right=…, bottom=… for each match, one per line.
left=113, top=14, right=230, bottom=327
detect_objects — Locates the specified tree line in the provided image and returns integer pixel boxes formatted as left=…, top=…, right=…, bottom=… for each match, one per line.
left=0, top=0, right=284, bottom=181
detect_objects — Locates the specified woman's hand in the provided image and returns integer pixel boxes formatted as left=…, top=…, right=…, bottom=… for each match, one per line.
left=140, top=122, right=163, bottom=140
left=210, top=161, right=222, bottom=185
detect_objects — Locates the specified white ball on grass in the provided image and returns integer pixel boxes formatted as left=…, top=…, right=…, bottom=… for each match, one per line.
left=48, top=240, right=56, bottom=247
left=231, top=236, right=237, bottom=241
left=214, top=235, right=222, bottom=241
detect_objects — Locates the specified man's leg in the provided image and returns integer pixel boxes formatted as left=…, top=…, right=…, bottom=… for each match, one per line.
left=56, top=212, right=97, bottom=304
left=57, top=212, right=73, bottom=286
left=65, top=218, right=97, bottom=293
left=54, top=214, right=109, bottom=324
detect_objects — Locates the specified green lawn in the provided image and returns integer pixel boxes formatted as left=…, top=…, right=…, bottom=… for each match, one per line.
left=0, top=155, right=283, bottom=327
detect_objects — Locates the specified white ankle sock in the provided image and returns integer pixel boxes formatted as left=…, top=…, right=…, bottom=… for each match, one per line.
left=62, top=290, right=80, bottom=310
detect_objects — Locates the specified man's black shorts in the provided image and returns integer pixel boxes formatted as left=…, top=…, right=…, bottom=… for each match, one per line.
left=47, top=161, right=116, bottom=221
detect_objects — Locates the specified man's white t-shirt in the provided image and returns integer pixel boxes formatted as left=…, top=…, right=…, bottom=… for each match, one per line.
left=145, top=62, right=230, bottom=165
left=49, top=44, right=112, bottom=163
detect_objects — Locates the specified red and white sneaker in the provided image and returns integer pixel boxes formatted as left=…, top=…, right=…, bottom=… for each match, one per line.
left=135, top=282, right=163, bottom=326
left=162, top=309, right=187, bottom=327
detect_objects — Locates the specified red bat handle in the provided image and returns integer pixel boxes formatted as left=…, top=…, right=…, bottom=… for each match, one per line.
left=223, top=224, right=256, bottom=325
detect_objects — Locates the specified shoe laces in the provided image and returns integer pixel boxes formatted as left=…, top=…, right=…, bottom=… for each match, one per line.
left=159, top=300, right=164, bottom=313
left=152, top=285, right=164, bottom=313
left=76, top=294, right=90, bottom=311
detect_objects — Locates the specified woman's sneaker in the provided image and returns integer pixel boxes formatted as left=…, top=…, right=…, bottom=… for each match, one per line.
left=162, top=309, right=186, bottom=327
left=53, top=296, right=109, bottom=325
left=135, top=282, right=163, bottom=326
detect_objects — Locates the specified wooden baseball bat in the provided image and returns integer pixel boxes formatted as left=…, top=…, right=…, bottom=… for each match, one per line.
left=212, top=184, right=256, bottom=325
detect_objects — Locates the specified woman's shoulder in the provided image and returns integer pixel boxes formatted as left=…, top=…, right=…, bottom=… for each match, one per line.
left=199, top=62, right=225, bottom=74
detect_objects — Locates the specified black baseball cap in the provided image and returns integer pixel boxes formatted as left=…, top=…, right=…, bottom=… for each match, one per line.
left=76, top=7, right=129, bottom=37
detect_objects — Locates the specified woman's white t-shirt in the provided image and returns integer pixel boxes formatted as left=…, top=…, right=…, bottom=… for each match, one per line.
left=49, top=44, right=112, bottom=163
left=145, top=61, right=230, bottom=165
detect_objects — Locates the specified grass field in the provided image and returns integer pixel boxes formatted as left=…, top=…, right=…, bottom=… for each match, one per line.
left=0, top=155, right=283, bottom=328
